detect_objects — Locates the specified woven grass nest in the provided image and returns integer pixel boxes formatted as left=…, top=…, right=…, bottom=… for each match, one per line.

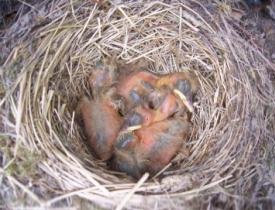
left=1, top=0, right=275, bottom=209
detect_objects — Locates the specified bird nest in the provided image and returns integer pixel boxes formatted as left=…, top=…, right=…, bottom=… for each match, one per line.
left=1, top=0, right=275, bottom=209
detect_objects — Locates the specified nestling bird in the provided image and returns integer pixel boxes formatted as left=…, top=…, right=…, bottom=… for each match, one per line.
left=112, top=132, right=142, bottom=178
left=88, top=68, right=115, bottom=91
left=116, top=71, right=159, bottom=114
left=121, top=89, right=181, bottom=130
left=156, top=72, right=199, bottom=113
left=134, top=118, right=191, bottom=174
left=113, top=118, right=192, bottom=178
left=88, top=62, right=118, bottom=92
left=79, top=94, right=122, bottom=160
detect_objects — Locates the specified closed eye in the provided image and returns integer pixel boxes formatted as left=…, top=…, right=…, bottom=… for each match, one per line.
left=176, top=80, right=191, bottom=95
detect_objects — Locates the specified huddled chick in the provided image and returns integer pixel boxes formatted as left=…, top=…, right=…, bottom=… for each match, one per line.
left=113, top=118, right=192, bottom=178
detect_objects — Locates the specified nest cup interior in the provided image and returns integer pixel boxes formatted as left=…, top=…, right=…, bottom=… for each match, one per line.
left=3, top=0, right=275, bottom=208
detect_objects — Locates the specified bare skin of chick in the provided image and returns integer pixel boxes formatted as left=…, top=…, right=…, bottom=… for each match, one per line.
left=79, top=96, right=122, bottom=160
left=156, top=72, right=199, bottom=113
left=134, top=119, right=191, bottom=174
left=113, top=118, right=191, bottom=178
left=116, top=71, right=159, bottom=114
left=122, top=85, right=192, bottom=130
left=121, top=92, right=180, bottom=129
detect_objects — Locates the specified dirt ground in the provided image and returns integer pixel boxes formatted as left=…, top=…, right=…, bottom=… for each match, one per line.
left=0, top=0, right=275, bottom=209
left=237, top=1, right=275, bottom=64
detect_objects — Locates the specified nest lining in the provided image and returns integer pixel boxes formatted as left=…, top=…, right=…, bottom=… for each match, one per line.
left=1, top=0, right=275, bottom=209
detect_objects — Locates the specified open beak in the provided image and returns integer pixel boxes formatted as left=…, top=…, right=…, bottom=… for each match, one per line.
left=173, top=89, right=194, bottom=113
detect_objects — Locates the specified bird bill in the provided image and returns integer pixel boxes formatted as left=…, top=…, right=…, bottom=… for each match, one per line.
left=173, top=89, right=194, bottom=113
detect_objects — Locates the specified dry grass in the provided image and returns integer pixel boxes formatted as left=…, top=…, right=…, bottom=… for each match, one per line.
left=1, top=0, right=275, bottom=209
